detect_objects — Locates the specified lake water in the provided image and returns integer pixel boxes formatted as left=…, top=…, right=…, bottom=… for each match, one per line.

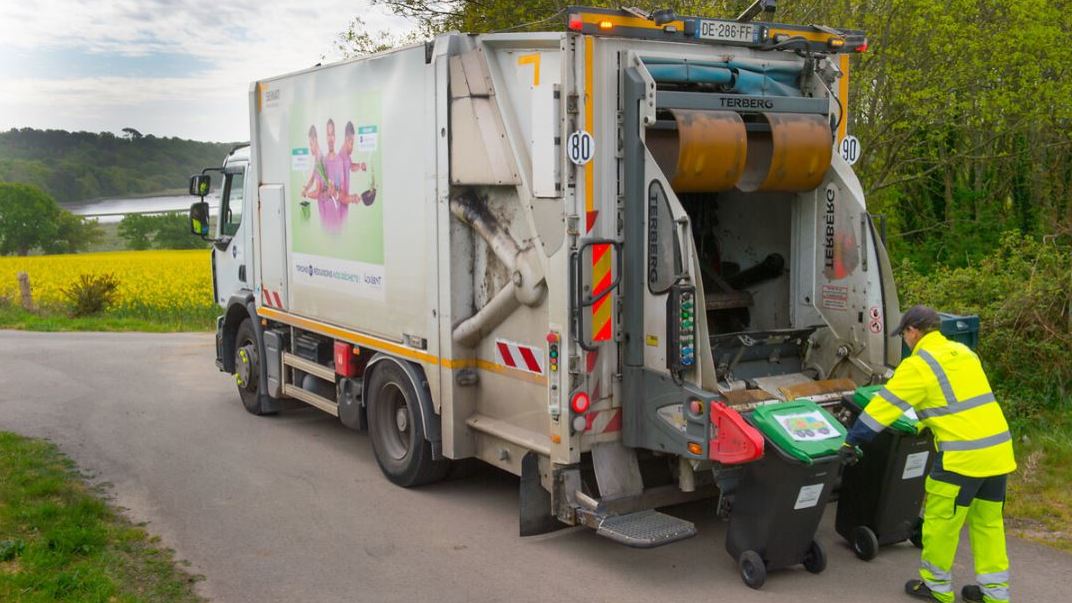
left=68, top=195, right=219, bottom=223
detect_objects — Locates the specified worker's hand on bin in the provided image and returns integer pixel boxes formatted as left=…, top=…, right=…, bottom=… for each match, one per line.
left=837, top=442, right=862, bottom=466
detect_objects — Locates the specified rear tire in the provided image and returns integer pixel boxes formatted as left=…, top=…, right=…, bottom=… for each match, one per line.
left=803, top=540, right=827, bottom=574
left=738, top=550, right=766, bottom=589
left=367, top=361, right=449, bottom=487
left=234, top=318, right=274, bottom=416
left=852, top=526, right=879, bottom=561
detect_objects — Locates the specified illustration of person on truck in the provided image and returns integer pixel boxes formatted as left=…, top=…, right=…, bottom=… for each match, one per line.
left=299, top=124, right=326, bottom=219
left=340, top=121, right=376, bottom=207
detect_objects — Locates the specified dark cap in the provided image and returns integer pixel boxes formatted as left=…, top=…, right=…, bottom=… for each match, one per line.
left=892, top=304, right=941, bottom=336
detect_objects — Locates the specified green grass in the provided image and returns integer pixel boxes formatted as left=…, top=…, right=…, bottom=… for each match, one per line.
left=0, top=304, right=215, bottom=333
left=0, top=432, right=202, bottom=602
left=1006, top=412, right=1072, bottom=552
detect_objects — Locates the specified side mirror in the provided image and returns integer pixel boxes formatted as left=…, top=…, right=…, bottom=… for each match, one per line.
left=189, top=174, right=211, bottom=197
left=189, top=202, right=210, bottom=238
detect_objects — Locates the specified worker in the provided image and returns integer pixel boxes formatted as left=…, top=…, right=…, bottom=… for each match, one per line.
left=839, top=305, right=1016, bottom=603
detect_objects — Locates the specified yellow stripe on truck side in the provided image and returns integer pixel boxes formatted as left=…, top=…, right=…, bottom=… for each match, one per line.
left=257, top=307, right=547, bottom=385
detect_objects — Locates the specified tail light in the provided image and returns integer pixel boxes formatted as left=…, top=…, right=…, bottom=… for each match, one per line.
left=571, top=391, right=591, bottom=414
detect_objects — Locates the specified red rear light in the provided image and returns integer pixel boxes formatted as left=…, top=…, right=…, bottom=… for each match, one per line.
left=571, top=392, right=590, bottom=414
left=568, top=13, right=583, bottom=31
left=855, top=40, right=869, bottom=53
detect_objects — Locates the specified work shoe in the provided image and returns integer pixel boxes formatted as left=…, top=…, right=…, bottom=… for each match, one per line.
left=961, top=585, right=983, bottom=603
left=905, top=579, right=943, bottom=601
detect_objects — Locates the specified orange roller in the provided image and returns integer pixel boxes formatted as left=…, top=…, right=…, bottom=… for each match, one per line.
left=648, top=110, right=747, bottom=193
left=737, top=112, right=833, bottom=193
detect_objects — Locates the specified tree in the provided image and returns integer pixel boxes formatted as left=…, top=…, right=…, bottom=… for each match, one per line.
left=42, top=212, right=103, bottom=254
left=0, top=182, right=60, bottom=255
left=117, top=213, right=156, bottom=250
left=153, top=212, right=210, bottom=249
left=121, top=127, right=143, bottom=141
left=118, top=212, right=209, bottom=250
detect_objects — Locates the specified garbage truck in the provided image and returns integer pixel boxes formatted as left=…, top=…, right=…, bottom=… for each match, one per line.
left=188, top=3, right=896, bottom=581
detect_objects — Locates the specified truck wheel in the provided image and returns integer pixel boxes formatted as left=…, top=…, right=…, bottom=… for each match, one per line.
left=234, top=319, right=273, bottom=416
left=738, top=550, right=766, bottom=589
left=367, top=362, right=449, bottom=487
left=803, top=540, right=827, bottom=574
left=852, top=526, right=879, bottom=561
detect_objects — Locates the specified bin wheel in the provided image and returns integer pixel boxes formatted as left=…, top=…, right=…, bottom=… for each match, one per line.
left=852, top=526, right=879, bottom=561
left=803, top=540, right=827, bottom=574
left=909, top=517, right=924, bottom=549
left=738, top=550, right=766, bottom=589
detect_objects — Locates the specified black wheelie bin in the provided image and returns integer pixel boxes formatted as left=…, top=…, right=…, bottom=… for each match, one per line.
left=836, top=385, right=934, bottom=560
left=725, top=400, right=846, bottom=589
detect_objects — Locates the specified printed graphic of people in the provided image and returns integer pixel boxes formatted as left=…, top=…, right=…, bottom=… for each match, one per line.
left=341, top=121, right=376, bottom=207
left=299, top=125, right=325, bottom=220
left=317, top=119, right=349, bottom=233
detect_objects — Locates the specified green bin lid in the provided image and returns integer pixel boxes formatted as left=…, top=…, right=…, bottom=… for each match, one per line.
left=748, top=400, right=846, bottom=464
left=853, top=385, right=919, bottom=434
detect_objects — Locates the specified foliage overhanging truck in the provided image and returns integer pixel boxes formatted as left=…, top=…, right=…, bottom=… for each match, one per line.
left=189, top=4, right=895, bottom=584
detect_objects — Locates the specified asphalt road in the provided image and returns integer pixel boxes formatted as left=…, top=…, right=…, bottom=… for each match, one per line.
left=1, top=331, right=1067, bottom=602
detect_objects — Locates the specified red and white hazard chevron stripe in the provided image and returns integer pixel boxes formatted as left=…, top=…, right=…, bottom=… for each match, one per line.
left=584, top=408, right=622, bottom=433
left=261, top=288, right=284, bottom=309
left=495, top=339, right=544, bottom=375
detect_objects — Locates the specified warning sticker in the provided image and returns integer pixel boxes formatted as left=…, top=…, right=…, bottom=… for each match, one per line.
left=794, top=483, right=825, bottom=510
left=820, top=284, right=849, bottom=311
left=776, top=411, right=840, bottom=442
left=902, top=451, right=930, bottom=480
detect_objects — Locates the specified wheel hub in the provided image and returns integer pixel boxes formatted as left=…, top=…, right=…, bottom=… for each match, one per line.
left=395, top=406, right=409, bottom=432
left=236, top=344, right=258, bottom=389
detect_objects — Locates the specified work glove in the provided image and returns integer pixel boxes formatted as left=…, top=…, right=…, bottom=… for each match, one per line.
left=838, top=442, right=862, bottom=466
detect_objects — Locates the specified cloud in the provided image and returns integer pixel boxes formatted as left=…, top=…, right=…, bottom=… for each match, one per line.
left=0, top=0, right=413, bottom=141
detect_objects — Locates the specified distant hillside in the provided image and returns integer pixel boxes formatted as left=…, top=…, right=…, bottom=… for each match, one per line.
left=0, top=128, right=240, bottom=205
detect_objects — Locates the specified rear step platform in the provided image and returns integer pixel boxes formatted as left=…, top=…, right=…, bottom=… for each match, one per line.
left=592, top=510, right=697, bottom=548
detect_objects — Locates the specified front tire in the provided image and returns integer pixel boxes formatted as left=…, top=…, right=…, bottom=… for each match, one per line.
left=234, top=318, right=273, bottom=416
left=367, top=362, right=449, bottom=487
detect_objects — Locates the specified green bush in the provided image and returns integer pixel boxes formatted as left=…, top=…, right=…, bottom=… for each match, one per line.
left=62, top=274, right=120, bottom=317
left=895, top=232, right=1072, bottom=423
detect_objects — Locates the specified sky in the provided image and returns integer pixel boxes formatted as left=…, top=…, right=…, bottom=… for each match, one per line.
left=0, top=0, right=412, bottom=142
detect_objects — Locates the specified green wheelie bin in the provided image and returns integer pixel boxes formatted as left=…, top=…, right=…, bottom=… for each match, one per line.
left=836, top=385, right=934, bottom=560
left=725, top=400, right=846, bottom=589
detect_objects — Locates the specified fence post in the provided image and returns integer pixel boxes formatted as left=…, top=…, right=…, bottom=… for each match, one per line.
left=17, top=272, right=33, bottom=310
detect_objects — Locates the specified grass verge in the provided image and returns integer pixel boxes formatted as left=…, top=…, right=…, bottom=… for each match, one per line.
left=0, top=304, right=215, bottom=333
left=0, top=432, right=202, bottom=602
left=1006, top=413, right=1072, bottom=553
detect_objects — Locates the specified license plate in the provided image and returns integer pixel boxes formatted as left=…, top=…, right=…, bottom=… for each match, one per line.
left=697, top=19, right=756, bottom=44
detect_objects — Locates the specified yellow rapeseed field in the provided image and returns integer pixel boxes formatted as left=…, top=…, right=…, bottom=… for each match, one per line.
left=0, top=250, right=216, bottom=317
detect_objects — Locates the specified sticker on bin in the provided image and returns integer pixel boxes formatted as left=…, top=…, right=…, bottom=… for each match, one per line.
left=794, top=483, right=825, bottom=510
left=902, top=451, right=930, bottom=480
left=776, top=411, right=840, bottom=442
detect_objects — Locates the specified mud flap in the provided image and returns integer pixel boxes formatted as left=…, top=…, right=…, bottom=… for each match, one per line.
left=519, top=452, right=564, bottom=537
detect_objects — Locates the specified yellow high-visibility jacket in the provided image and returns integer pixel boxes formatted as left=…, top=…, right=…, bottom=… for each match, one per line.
left=855, top=331, right=1016, bottom=477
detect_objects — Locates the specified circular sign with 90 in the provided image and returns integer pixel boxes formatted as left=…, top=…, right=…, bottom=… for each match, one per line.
left=567, top=130, right=594, bottom=165
left=840, top=135, right=861, bottom=166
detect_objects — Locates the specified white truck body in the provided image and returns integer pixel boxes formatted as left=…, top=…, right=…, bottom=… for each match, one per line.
left=195, top=7, right=897, bottom=545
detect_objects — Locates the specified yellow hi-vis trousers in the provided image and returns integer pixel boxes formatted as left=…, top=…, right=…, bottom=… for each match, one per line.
left=920, top=472, right=1010, bottom=602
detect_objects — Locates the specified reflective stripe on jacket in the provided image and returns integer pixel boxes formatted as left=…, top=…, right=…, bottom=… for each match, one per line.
left=858, top=331, right=1017, bottom=477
